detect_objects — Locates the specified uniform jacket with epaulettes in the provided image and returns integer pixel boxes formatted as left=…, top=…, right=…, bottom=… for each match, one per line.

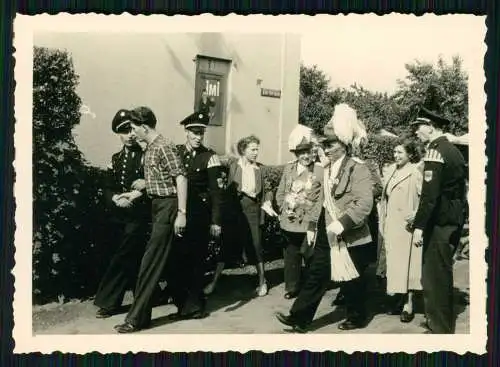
left=103, top=145, right=150, bottom=223
left=413, top=135, right=466, bottom=230
left=175, top=144, right=225, bottom=226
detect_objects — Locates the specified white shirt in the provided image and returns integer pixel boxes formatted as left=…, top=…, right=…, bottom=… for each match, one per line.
left=296, top=162, right=308, bottom=176
left=239, top=158, right=257, bottom=198
left=329, top=154, right=345, bottom=183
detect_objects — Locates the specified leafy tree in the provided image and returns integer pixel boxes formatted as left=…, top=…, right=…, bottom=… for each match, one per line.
left=393, top=55, right=468, bottom=135
left=298, top=64, right=342, bottom=134
left=337, top=84, right=404, bottom=135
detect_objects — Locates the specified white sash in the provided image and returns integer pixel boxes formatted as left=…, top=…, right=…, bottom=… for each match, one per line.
left=323, top=167, right=360, bottom=282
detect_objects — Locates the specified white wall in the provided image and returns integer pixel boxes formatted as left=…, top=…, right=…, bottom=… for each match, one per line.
left=34, top=32, right=300, bottom=167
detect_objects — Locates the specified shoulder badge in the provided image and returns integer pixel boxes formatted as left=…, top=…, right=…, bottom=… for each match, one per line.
left=424, top=170, right=433, bottom=182
left=424, top=149, right=444, bottom=164
left=207, top=154, right=221, bottom=168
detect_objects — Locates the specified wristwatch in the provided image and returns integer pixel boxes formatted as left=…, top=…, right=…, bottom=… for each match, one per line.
left=178, top=208, right=187, bottom=215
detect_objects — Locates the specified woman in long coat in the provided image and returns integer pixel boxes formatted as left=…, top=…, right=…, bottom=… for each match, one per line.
left=379, top=140, right=423, bottom=322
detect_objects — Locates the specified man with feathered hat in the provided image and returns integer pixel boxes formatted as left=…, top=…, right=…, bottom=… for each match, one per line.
left=275, top=103, right=374, bottom=332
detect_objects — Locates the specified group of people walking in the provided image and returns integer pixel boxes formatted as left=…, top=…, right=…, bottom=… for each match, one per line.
left=93, top=102, right=467, bottom=335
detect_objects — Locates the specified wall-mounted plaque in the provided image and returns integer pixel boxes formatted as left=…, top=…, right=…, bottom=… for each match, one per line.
left=261, top=88, right=281, bottom=98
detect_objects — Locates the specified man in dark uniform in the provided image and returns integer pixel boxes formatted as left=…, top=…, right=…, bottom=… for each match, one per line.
left=114, top=106, right=188, bottom=333
left=94, top=109, right=151, bottom=318
left=411, top=106, right=467, bottom=334
left=166, top=111, right=226, bottom=320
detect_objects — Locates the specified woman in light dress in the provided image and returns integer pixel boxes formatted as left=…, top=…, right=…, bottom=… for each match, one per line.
left=379, top=140, right=423, bottom=323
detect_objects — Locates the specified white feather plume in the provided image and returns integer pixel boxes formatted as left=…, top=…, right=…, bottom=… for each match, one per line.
left=288, top=124, right=313, bottom=151
left=325, top=103, right=367, bottom=149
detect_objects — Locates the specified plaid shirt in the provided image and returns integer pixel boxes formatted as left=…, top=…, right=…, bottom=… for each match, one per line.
left=144, top=134, right=186, bottom=197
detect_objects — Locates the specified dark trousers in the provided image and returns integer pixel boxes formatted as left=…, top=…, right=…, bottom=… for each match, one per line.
left=125, top=197, right=177, bottom=327
left=282, top=231, right=311, bottom=293
left=340, top=244, right=371, bottom=323
left=422, top=224, right=457, bottom=334
left=168, top=202, right=210, bottom=315
left=290, top=211, right=371, bottom=326
left=94, top=221, right=149, bottom=310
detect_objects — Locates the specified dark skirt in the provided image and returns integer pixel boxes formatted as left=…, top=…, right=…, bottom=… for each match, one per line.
left=220, top=193, right=263, bottom=265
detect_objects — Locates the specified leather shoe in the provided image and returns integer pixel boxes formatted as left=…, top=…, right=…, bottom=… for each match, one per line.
left=190, top=310, right=209, bottom=319
left=338, top=319, right=365, bottom=331
left=400, top=310, right=415, bottom=323
left=284, top=291, right=298, bottom=300
left=167, top=310, right=209, bottom=321
left=96, top=308, right=117, bottom=319
left=275, top=312, right=307, bottom=333
left=114, top=322, right=142, bottom=333
left=167, top=312, right=184, bottom=321
left=285, top=324, right=308, bottom=333
left=276, top=312, right=295, bottom=327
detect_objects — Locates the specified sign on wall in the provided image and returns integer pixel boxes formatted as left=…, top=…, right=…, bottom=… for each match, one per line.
left=261, top=88, right=281, bottom=98
left=196, top=73, right=224, bottom=126
left=197, top=78, right=219, bottom=125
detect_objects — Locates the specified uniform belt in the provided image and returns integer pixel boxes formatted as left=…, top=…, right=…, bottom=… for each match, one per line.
left=148, top=194, right=177, bottom=199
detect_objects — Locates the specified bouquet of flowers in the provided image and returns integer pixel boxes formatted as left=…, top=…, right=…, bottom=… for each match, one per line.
left=283, top=172, right=321, bottom=223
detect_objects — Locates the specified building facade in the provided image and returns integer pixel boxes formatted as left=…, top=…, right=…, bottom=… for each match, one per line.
left=34, top=32, right=301, bottom=167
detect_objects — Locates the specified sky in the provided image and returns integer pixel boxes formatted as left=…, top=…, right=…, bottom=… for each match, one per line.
left=299, top=14, right=485, bottom=94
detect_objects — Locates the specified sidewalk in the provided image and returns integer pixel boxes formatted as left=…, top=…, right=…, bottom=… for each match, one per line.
left=33, top=259, right=469, bottom=335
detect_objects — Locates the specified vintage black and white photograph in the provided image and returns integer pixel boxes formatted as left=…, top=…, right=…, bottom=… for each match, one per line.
left=13, top=14, right=486, bottom=353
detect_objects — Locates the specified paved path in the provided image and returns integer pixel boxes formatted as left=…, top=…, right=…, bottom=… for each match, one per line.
left=33, top=259, right=469, bottom=335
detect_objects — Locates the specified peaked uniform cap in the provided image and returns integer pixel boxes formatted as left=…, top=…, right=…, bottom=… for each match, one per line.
left=411, top=106, right=450, bottom=128
left=180, top=111, right=209, bottom=129
left=112, top=109, right=133, bottom=133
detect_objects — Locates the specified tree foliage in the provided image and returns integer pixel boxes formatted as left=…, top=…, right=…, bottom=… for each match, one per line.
left=299, top=56, right=469, bottom=167
left=393, top=56, right=468, bottom=135
left=298, top=64, right=342, bottom=134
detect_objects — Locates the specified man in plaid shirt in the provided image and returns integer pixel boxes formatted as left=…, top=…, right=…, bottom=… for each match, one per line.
left=114, top=106, right=188, bottom=333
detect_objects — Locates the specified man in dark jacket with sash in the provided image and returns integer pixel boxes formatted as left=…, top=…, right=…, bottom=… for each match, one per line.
left=276, top=104, right=374, bottom=332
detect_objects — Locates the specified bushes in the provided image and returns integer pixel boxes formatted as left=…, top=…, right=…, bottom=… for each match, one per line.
left=33, top=47, right=120, bottom=304
left=360, top=134, right=399, bottom=170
